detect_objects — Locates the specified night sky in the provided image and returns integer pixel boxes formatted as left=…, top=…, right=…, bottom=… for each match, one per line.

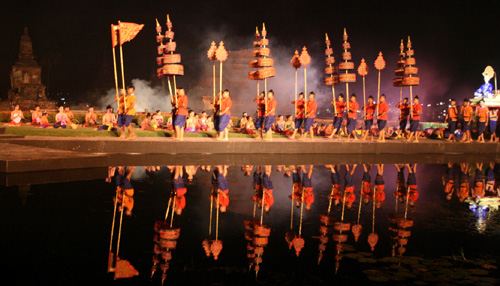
left=2, top=0, right=500, bottom=111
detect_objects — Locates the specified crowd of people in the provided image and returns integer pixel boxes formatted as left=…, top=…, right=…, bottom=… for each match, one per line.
left=4, top=86, right=499, bottom=143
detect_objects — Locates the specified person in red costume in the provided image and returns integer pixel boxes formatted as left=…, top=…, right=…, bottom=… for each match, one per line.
left=374, top=164, right=386, bottom=208
left=362, top=164, right=372, bottom=205
left=407, top=96, right=422, bottom=143
left=406, top=164, right=419, bottom=206
left=344, top=164, right=357, bottom=208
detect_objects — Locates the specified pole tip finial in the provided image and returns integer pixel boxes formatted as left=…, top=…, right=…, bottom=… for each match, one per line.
left=256, top=26, right=259, bottom=34
left=408, top=36, right=411, bottom=42
left=167, top=14, right=171, bottom=22
left=325, top=33, right=329, bottom=40
left=344, top=28, right=346, bottom=35
left=262, top=23, right=266, bottom=31
left=156, top=18, right=159, bottom=26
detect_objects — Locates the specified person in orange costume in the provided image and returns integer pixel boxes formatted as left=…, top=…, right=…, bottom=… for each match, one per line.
left=346, top=95, right=359, bottom=141
left=300, top=92, right=318, bottom=141
left=362, top=96, right=376, bottom=140
left=263, top=91, right=277, bottom=141
left=289, top=93, right=305, bottom=139
left=457, top=163, right=470, bottom=202
left=443, top=162, right=456, bottom=200
left=262, top=165, right=274, bottom=212
left=173, top=88, right=189, bottom=141
left=253, top=92, right=266, bottom=140
left=301, top=165, right=314, bottom=211
left=362, top=164, right=373, bottom=205
left=289, top=165, right=303, bottom=207
left=115, top=166, right=136, bottom=216
left=328, top=94, right=345, bottom=139
left=460, top=99, right=474, bottom=143
left=377, top=94, right=389, bottom=142
left=406, top=164, right=419, bottom=206
left=471, top=163, right=485, bottom=200
left=394, top=164, right=406, bottom=203
left=327, top=165, right=343, bottom=205
left=216, top=90, right=232, bottom=141
left=374, top=164, right=385, bottom=208
left=344, top=164, right=357, bottom=208
left=475, top=100, right=489, bottom=143
left=396, top=97, right=410, bottom=139
left=407, top=96, right=423, bottom=143
left=173, top=166, right=187, bottom=215
left=213, top=165, right=230, bottom=213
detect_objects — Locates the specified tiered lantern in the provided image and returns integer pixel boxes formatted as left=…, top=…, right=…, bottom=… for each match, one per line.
left=248, top=23, right=275, bottom=113
left=374, top=52, right=386, bottom=105
left=402, top=37, right=420, bottom=116
left=338, top=28, right=356, bottom=110
left=317, top=214, right=335, bottom=265
left=156, top=14, right=184, bottom=104
left=251, top=222, right=271, bottom=277
left=324, top=33, right=339, bottom=114
left=332, top=187, right=351, bottom=273
left=151, top=220, right=180, bottom=285
left=393, top=39, right=405, bottom=88
left=244, top=219, right=259, bottom=271
left=357, top=58, right=369, bottom=118
left=388, top=213, right=404, bottom=257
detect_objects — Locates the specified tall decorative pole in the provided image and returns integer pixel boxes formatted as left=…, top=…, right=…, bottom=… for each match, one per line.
left=216, top=41, right=228, bottom=105
left=338, top=28, right=356, bottom=113
left=254, top=27, right=261, bottom=98
left=374, top=52, right=386, bottom=108
left=248, top=23, right=275, bottom=114
left=402, top=37, right=420, bottom=118
left=290, top=50, right=302, bottom=118
left=207, top=41, right=217, bottom=109
left=357, top=58, right=369, bottom=118
left=324, top=33, right=339, bottom=114
left=157, top=14, right=184, bottom=107
left=394, top=39, right=406, bottom=120
left=300, top=46, right=311, bottom=113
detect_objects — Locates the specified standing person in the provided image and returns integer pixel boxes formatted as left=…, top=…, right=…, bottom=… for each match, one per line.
left=328, top=93, right=346, bottom=139
left=488, top=108, right=498, bottom=142
left=460, top=98, right=473, bottom=143
left=361, top=164, right=372, bottom=205
left=216, top=89, right=232, bottom=141
left=377, top=94, right=389, bottom=142
left=213, top=165, right=230, bottom=213
left=475, top=100, right=489, bottom=143
left=374, top=164, right=385, bottom=209
left=263, top=90, right=277, bottom=141
left=347, top=94, right=359, bottom=141
left=300, top=92, right=317, bottom=140
left=262, top=165, right=275, bottom=212
left=173, top=88, right=188, bottom=141
left=301, top=165, right=314, bottom=211
left=253, top=91, right=266, bottom=140
left=407, top=96, right=422, bottom=143
left=395, top=97, right=410, bottom=139
left=362, top=96, right=376, bottom=140
left=406, top=164, right=419, bottom=207
left=344, top=164, right=357, bottom=208
left=445, top=99, right=459, bottom=142
left=289, top=92, right=305, bottom=139
left=115, top=87, right=136, bottom=139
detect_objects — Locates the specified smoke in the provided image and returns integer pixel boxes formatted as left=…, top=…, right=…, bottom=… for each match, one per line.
left=98, top=78, right=171, bottom=113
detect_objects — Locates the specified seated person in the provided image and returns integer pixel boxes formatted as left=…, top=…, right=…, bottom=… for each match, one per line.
left=239, top=112, right=248, bottom=131
left=152, top=110, right=164, bottom=129
left=283, top=115, right=295, bottom=136
left=83, top=106, right=97, bottom=127
left=97, top=105, right=117, bottom=131
left=8, top=104, right=24, bottom=126
left=185, top=110, right=199, bottom=133
left=274, top=115, right=285, bottom=134
left=244, top=116, right=256, bottom=134
left=64, top=106, right=75, bottom=124
left=54, top=106, right=68, bottom=129
left=140, top=113, right=152, bottom=130
left=39, top=111, right=50, bottom=128
left=199, top=111, right=208, bottom=131
left=31, top=105, right=42, bottom=125
left=316, top=123, right=327, bottom=136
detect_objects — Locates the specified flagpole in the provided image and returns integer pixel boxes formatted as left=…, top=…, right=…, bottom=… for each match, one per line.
left=111, top=25, right=119, bottom=101
left=118, top=21, right=127, bottom=110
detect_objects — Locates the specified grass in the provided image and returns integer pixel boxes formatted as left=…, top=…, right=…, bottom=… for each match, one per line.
left=3, top=125, right=289, bottom=139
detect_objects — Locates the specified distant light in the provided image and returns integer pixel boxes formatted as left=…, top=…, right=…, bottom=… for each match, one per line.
left=61, top=98, right=65, bottom=100
left=427, top=104, right=431, bottom=107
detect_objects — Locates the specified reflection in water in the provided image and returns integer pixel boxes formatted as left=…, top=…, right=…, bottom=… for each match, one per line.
left=107, top=166, right=139, bottom=279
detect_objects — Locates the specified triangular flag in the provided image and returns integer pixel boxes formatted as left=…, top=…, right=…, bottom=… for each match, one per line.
left=118, top=22, right=144, bottom=46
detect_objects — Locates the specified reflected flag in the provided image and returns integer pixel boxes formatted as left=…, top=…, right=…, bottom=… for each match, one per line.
left=114, top=257, right=139, bottom=279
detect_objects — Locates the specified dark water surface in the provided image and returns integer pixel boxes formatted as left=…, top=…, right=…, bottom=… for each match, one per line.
left=1, top=162, right=499, bottom=285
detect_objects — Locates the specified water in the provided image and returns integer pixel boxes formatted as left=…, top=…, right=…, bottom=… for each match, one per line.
left=1, top=162, right=499, bottom=285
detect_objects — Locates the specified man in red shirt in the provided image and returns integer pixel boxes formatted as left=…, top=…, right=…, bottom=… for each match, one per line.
left=301, top=92, right=317, bottom=140
left=396, top=97, right=410, bottom=139
left=216, top=89, right=232, bottom=141
left=328, top=94, right=345, bottom=139
left=289, top=92, right=305, bottom=139
left=174, top=88, right=188, bottom=141
left=407, top=96, right=422, bottom=143
left=347, top=94, right=359, bottom=141
left=264, top=90, right=277, bottom=141
left=253, top=92, right=266, bottom=140
left=377, top=94, right=389, bottom=142
left=362, top=95, right=376, bottom=140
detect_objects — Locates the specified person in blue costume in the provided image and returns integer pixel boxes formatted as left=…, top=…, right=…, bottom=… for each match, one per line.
left=474, top=66, right=495, bottom=98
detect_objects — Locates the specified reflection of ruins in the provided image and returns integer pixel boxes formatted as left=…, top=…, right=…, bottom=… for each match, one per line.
left=4, top=27, right=55, bottom=110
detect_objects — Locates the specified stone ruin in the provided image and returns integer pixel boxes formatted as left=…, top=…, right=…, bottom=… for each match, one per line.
left=3, top=27, right=56, bottom=111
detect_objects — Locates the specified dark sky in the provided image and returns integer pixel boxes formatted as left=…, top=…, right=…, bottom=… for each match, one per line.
left=2, top=0, right=500, bottom=105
